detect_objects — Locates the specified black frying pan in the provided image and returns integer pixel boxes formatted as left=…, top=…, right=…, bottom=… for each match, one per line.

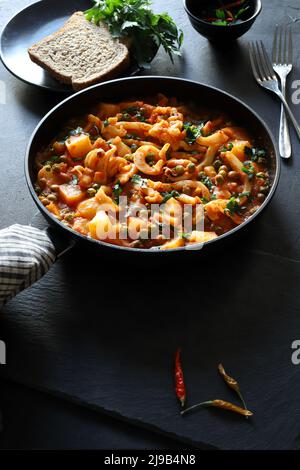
left=25, top=76, right=280, bottom=255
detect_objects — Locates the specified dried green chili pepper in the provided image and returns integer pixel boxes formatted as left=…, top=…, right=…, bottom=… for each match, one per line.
left=181, top=399, right=253, bottom=417
left=218, top=363, right=248, bottom=410
left=175, top=348, right=186, bottom=407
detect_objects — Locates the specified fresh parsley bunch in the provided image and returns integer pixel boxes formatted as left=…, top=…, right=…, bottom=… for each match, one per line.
left=85, top=0, right=183, bottom=67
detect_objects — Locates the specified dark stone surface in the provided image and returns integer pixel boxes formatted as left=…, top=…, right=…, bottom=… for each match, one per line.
left=0, top=378, right=189, bottom=449
left=1, top=0, right=300, bottom=450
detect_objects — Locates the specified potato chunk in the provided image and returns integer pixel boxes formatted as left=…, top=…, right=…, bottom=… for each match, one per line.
left=66, top=134, right=93, bottom=159
left=58, top=184, right=86, bottom=206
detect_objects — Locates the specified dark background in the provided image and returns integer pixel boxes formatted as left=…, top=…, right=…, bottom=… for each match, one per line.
left=1, top=0, right=300, bottom=450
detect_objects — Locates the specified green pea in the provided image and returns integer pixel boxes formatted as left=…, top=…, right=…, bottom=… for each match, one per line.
left=40, top=197, right=50, bottom=206
left=257, top=193, right=266, bottom=202
left=219, top=170, right=227, bottom=179
left=188, top=163, right=196, bottom=173
left=174, top=165, right=185, bottom=176
left=256, top=172, right=267, bottom=179
left=64, top=213, right=74, bottom=222
left=52, top=164, right=61, bottom=173
left=228, top=171, right=240, bottom=181
left=219, top=165, right=228, bottom=173
left=87, top=188, right=97, bottom=197
left=213, top=159, right=222, bottom=170
left=215, top=174, right=224, bottom=185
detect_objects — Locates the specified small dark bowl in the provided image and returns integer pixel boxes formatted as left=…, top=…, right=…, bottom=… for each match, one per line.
left=184, top=0, right=262, bottom=41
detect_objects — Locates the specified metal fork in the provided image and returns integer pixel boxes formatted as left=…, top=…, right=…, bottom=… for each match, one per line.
left=249, top=41, right=300, bottom=141
left=272, top=25, right=293, bottom=159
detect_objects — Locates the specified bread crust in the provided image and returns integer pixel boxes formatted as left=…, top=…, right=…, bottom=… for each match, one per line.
left=28, top=11, right=130, bottom=90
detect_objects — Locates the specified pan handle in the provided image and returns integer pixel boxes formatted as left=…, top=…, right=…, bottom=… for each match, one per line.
left=45, top=226, right=76, bottom=259
left=0, top=224, right=74, bottom=307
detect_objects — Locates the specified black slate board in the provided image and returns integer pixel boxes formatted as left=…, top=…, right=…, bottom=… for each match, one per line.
left=0, top=378, right=188, bottom=450
left=1, top=245, right=300, bottom=450
left=1, top=0, right=300, bottom=450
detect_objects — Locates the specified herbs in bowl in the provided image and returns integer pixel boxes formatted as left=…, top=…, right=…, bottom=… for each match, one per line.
left=184, top=0, right=262, bottom=41
left=201, top=0, right=253, bottom=26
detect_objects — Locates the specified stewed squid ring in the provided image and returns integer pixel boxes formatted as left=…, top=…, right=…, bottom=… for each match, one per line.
left=133, top=145, right=164, bottom=176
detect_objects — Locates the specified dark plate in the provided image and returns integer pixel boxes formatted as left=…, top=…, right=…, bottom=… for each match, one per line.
left=25, top=76, right=280, bottom=255
left=0, top=0, right=140, bottom=93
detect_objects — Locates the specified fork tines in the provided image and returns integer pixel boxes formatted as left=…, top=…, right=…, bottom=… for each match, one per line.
left=273, top=25, right=293, bottom=66
left=249, top=41, right=277, bottom=84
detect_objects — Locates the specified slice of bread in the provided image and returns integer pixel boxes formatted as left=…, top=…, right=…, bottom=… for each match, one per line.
left=28, top=11, right=130, bottom=91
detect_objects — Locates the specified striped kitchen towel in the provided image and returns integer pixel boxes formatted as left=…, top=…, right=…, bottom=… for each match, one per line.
left=0, top=225, right=56, bottom=307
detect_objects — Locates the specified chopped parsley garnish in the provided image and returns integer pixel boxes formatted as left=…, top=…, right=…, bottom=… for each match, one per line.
left=199, top=174, right=214, bottom=191
left=239, top=191, right=251, bottom=198
left=131, top=174, right=147, bottom=187
left=71, top=175, right=79, bottom=185
left=183, top=121, right=205, bottom=145
left=226, top=197, right=240, bottom=215
left=161, top=190, right=180, bottom=203
left=241, top=166, right=252, bottom=174
left=180, top=232, right=191, bottom=240
left=69, top=127, right=84, bottom=136
left=256, top=173, right=267, bottom=179
left=43, top=155, right=61, bottom=166
left=49, top=155, right=60, bottom=162
left=122, top=106, right=146, bottom=122
left=113, top=181, right=123, bottom=204
left=121, top=112, right=131, bottom=121
left=62, top=127, right=87, bottom=141
left=256, top=149, right=267, bottom=162
left=244, top=146, right=267, bottom=162
left=241, top=162, right=255, bottom=179
left=220, top=142, right=233, bottom=152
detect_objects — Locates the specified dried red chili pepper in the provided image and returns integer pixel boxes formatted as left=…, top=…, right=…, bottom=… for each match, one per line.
left=218, top=363, right=248, bottom=411
left=181, top=399, right=253, bottom=417
left=175, top=348, right=186, bottom=407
